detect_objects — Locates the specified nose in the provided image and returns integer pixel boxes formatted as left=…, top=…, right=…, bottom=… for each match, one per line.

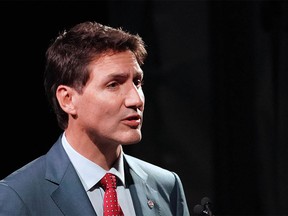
left=125, top=84, right=145, bottom=111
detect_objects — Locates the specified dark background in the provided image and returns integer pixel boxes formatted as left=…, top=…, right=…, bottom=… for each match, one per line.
left=0, top=1, right=287, bottom=215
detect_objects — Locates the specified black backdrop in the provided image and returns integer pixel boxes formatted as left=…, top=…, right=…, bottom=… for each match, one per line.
left=1, top=1, right=287, bottom=215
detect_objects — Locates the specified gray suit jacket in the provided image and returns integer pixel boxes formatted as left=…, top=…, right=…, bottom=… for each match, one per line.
left=0, top=135, right=190, bottom=215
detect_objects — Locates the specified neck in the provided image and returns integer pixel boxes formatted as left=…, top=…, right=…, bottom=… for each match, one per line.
left=64, top=129, right=122, bottom=170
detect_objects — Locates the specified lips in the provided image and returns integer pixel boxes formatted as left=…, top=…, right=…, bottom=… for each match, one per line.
left=122, top=114, right=142, bottom=127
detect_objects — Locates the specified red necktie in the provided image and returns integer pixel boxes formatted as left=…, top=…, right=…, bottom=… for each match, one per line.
left=100, top=173, right=124, bottom=216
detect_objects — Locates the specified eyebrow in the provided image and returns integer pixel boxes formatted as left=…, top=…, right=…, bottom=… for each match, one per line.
left=107, top=70, right=143, bottom=79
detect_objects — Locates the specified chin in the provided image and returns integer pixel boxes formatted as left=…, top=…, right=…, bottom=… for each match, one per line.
left=116, top=130, right=142, bottom=145
left=122, top=134, right=142, bottom=145
left=122, top=142, right=139, bottom=146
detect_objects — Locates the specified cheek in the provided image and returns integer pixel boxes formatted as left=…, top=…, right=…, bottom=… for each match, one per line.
left=77, top=89, right=122, bottom=118
left=75, top=93, right=102, bottom=116
left=79, top=101, right=113, bottom=125
left=94, top=97, right=120, bottom=115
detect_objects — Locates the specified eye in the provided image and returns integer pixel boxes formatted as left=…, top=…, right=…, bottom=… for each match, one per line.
left=134, top=78, right=144, bottom=88
left=107, top=81, right=119, bottom=89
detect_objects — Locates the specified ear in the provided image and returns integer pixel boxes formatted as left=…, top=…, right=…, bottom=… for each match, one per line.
left=56, top=85, right=77, bottom=115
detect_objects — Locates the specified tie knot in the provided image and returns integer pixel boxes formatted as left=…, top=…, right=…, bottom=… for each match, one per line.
left=100, top=173, right=117, bottom=190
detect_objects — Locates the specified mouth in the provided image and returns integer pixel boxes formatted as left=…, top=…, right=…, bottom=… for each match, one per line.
left=122, top=114, right=142, bottom=128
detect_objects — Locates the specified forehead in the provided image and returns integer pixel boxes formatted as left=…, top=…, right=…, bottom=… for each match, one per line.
left=89, top=50, right=143, bottom=76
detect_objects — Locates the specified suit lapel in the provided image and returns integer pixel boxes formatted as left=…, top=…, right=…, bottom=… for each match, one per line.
left=50, top=163, right=96, bottom=215
left=45, top=137, right=96, bottom=215
left=124, top=155, right=161, bottom=216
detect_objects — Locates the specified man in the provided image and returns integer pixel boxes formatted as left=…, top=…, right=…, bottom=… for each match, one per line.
left=0, top=21, right=190, bottom=216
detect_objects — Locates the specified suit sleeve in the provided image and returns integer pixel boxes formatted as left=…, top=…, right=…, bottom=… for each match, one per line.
left=0, top=182, right=29, bottom=215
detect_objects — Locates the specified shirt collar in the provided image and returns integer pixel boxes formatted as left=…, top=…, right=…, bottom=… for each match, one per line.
left=61, top=132, right=125, bottom=191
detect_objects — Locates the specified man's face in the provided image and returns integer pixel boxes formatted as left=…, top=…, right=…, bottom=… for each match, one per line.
left=74, top=50, right=145, bottom=146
